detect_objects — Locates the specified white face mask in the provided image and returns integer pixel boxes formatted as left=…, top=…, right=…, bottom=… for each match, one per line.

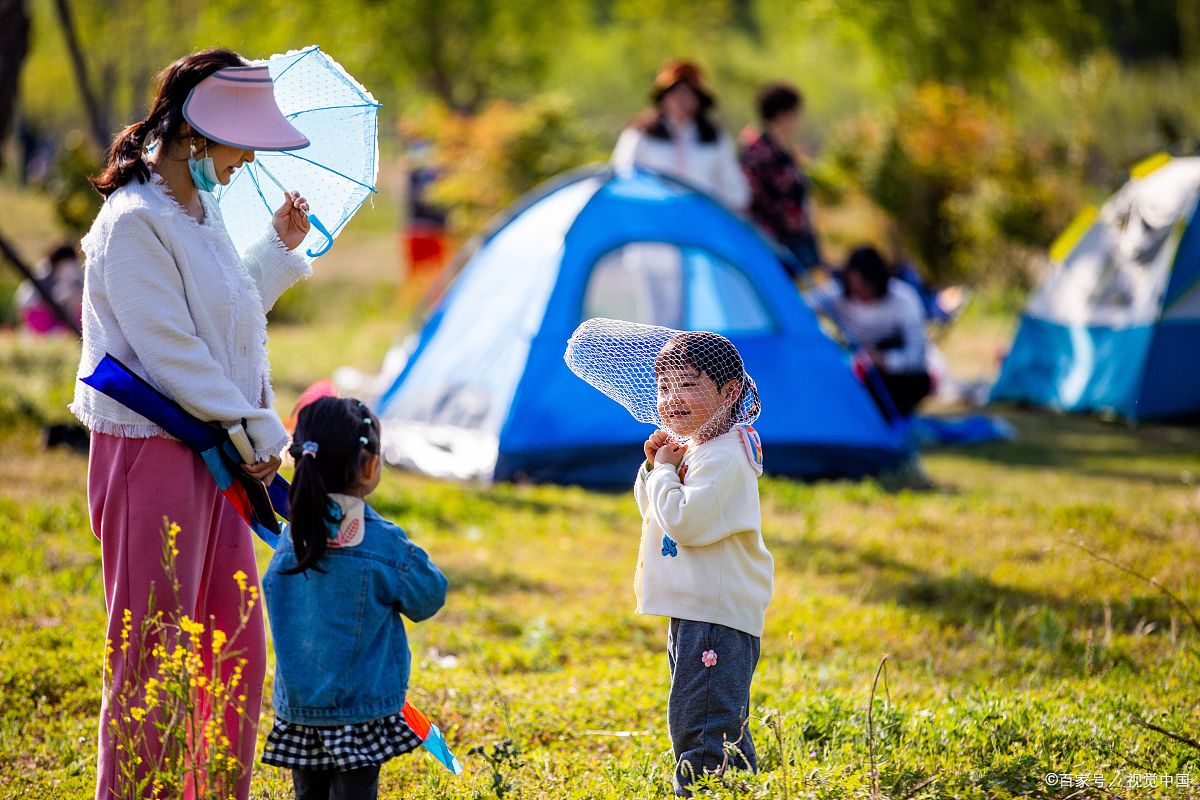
left=188, top=139, right=221, bottom=192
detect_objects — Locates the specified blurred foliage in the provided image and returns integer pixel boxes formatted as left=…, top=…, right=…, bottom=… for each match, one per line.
left=266, top=278, right=316, bottom=325
left=822, top=83, right=1078, bottom=286
left=8, top=0, right=1200, bottom=291
left=410, top=95, right=607, bottom=240
left=46, top=131, right=101, bottom=236
left=357, top=0, right=587, bottom=115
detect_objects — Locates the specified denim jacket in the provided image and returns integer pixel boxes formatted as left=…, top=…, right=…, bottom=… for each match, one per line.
left=264, top=498, right=448, bottom=725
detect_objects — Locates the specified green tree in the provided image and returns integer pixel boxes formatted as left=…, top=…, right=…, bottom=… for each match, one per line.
left=358, top=0, right=586, bottom=113
left=832, top=0, right=1077, bottom=92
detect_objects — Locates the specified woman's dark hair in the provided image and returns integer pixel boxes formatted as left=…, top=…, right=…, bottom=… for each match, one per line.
left=284, top=396, right=381, bottom=574
left=654, top=332, right=760, bottom=431
left=841, top=246, right=891, bottom=299
left=91, top=48, right=247, bottom=197
left=757, top=82, right=803, bottom=123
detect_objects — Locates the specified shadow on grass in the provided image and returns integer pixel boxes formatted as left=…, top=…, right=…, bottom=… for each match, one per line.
left=774, top=534, right=1181, bottom=661
left=442, top=563, right=557, bottom=597
left=945, top=407, right=1200, bottom=486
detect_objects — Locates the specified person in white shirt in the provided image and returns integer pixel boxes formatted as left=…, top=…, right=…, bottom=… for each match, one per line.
left=806, top=246, right=933, bottom=418
left=633, top=332, right=773, bottom=796
left=612, top=59, right=750, bottom=210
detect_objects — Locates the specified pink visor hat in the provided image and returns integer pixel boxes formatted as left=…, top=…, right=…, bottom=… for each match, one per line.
left=182, top=65, right=310, bottom=151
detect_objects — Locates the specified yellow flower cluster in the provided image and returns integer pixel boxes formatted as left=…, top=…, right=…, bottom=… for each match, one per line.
left=106, top=522, right=261, bottom=797
left=119, top=608, right=133, bottom=653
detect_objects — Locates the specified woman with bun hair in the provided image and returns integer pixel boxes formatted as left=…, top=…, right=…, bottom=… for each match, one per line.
left=613, top=58, right=749, bottom=210
left=72, top=48, right=313, bottom=799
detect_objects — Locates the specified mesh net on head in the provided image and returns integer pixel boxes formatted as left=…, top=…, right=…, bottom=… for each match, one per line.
left=564, top=318, right=760, bottom=443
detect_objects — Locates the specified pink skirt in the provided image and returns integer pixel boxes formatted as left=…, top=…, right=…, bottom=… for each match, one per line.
left=88, top=432, right=265, bottom=800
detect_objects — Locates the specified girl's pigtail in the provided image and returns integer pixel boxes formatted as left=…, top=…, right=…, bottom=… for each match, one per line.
left=283, top=445, right=336, bottom=575
left=281, top=396, right=381, bottom=575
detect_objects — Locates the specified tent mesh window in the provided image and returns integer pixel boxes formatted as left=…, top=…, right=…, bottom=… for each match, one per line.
left=583, top=244, right=775, bottom=334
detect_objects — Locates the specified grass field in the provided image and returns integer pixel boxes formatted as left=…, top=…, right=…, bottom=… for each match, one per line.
left=1, top=198, right=1198, bottom=798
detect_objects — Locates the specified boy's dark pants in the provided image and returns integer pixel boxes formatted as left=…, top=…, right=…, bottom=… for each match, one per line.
left=667, top=618, right=761, bottom=796
left=292, top=766, right=380, bottom=800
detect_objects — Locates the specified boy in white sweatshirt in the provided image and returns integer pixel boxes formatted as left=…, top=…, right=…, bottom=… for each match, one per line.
left=634, top=332, right=774, bottom=796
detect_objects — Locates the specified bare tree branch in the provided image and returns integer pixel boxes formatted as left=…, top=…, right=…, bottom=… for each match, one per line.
left=52, top=0, right=110, bottom=154
left=0, top=0, right=31, bottom=170
left=1070, top=538, right=1200, bottom=638
left=867, top=654, right=889, bottom=799
left=1130, top=715, right=1200, bottom=753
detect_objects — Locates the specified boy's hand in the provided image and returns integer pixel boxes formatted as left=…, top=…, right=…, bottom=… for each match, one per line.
left=643, top=429, right=671, bottom=464
left=654, top=441, right=688, bottom=468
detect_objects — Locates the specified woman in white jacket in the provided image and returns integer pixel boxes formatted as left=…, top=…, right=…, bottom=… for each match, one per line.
left=72, top=48, right=312, bottom=800
left=612, top=59, right=749, bottom=210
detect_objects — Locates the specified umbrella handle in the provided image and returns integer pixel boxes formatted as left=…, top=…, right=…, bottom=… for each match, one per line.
left=305, top=214, right=335, bottom=258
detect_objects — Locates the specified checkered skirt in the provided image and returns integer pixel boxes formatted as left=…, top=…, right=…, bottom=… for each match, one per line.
left=262, top=712, right=423, bottom=770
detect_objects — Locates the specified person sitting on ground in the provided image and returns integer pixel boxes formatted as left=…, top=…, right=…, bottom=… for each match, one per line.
left=15, top=242, right=83, bottom=334
left=739, top=82, right=821, bottom=276
left=612, top=59, right=749, bottom=211
left=806, top=246, right=932, bottom=419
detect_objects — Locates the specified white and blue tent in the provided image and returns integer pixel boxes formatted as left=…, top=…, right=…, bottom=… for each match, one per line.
left=374, top=166, right=909, bottom=486
left=992, top=156, right=1200, bottom=421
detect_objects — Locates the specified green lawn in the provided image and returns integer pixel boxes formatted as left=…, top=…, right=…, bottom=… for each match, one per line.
left=1, top=248, right=1198, bottom=798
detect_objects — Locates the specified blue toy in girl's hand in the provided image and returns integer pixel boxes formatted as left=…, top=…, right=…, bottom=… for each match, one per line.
left=661, top=535, right=678, bottom=557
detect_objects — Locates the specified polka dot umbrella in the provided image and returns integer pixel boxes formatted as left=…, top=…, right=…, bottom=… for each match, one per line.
left=216, top=46, right=380, bottom=261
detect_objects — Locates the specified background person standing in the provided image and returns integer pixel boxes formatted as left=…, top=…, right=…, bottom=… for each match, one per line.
left=740, top=83, right=822, bottom=276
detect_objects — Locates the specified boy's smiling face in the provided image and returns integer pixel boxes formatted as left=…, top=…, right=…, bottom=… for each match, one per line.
left=656, top=366, right=728, bottom=441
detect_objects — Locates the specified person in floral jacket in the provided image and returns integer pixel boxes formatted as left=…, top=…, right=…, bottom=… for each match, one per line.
left=739, top=83, right=821, bottom=276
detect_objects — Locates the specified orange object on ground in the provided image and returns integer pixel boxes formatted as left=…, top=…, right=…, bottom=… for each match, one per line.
left=405, top=223, right=448, bottom=275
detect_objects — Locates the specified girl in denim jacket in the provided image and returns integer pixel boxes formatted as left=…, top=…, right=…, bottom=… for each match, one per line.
left=263, top=397, right=448, bottom=800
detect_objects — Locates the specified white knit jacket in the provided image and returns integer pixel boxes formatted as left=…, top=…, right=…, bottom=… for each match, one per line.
left=633, top=428, right=774, bottom=637
left=612, top=124, right=751, bottom=210
left=70, top=174, right=311, bottom=461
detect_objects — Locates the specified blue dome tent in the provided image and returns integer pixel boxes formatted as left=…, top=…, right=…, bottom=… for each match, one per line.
left=374, top=166, right=909, bottom=486
left=992, top=155, right=1200, bottom=421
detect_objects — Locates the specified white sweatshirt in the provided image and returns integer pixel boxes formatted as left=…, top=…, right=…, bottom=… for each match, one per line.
left=633, top=427, right=773, bottom=637
left=70, top=173, right=311, bottom=460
